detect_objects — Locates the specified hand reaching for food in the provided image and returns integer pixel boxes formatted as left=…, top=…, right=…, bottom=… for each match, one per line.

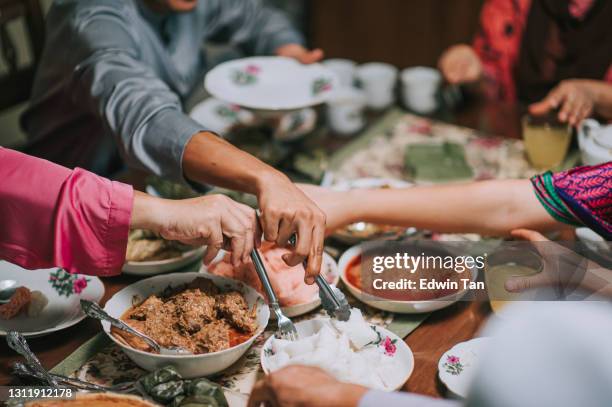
left=438, top=44, right=483, bottom=85
left=275, top=43, right=324, bottom=64
left=248, top=365, right=368, bottom=407
left=131, top=192, right=260, bottom=267
left=257, top=176, right=326, bottom=284
left=297, top=183, right=358, bottom=234
left=528, top=80, right=598, bottom=126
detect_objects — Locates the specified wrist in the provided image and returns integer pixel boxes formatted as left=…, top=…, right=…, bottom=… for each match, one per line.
left=131, top=191, right=168, bottom=232
left=253, top=168, right=291, bottom=196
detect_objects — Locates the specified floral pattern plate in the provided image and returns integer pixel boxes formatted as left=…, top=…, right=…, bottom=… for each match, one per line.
left=189, top=97, right=255, bottom=136
left=437, top=337, right=491, bottom=398
left=0, top=261, right=104, bottom=337
left=205, top=57, right=338, bottom=111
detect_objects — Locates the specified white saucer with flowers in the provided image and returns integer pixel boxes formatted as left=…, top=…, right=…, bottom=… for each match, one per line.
left=438, top=337, right=491, bottom=398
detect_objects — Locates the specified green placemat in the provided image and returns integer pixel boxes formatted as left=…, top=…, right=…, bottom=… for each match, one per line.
left=50, top=333, right=110, bottom=376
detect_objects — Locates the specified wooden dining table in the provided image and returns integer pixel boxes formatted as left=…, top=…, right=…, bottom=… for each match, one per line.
left=0, top=99, right=525, bottom=399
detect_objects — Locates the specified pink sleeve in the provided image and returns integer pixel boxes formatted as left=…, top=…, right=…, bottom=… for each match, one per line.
left=0, top=147, right=133, bottom=276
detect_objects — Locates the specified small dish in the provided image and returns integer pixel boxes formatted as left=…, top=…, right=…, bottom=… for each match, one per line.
left=337, top=245, right=478, bottom=314
left=102, top=272, right=269, bottom=378
left=122, top=247, right=205, bottom=276
left=0, top=262, right=105, bottom=337
left=205, top=56, right=338, bottom=111
left=438, top=337, right=491, bottom=398
left=260, top=318, right=415, bottom=391
left=329, top=178, right=413, bottom=244
left=189, top=97, right=255, bottom=135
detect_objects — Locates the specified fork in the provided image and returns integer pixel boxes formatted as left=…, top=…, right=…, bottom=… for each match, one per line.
left=250, top=249, right=298, bottom=341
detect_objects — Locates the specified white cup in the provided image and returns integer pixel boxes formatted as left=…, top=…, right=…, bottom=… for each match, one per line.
left=401, top=67, right=441, bottom=114
left=323, top=58, right=357, bottom=88
left=326, top=87, right=367, bottom=136
left=356, top=62, right=398, bottom=110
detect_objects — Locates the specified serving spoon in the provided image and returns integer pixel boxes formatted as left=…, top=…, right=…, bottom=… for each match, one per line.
left=79, top=300, right=191, bottom=356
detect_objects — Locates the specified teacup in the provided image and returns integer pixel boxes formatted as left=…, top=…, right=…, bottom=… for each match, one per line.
left=356, top=62, right=398, bottom=110
left=326, top=88, right=367, bottom=136
left=401, top=67, right=441, bottom=114
left=323, top=58, right=357, bottom=88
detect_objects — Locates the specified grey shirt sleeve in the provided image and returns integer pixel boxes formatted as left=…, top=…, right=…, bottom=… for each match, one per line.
left=359, top=390, right=462, bottom=407
left=68, top=6, right=204, bottom=182
left=205, top=0, right=304, bottom=55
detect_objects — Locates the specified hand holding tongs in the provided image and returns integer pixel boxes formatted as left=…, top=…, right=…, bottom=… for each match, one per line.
left=289, top=235, right=351, bottom=321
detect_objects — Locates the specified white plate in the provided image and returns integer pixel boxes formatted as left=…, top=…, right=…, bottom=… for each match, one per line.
left=438, top=337, right=490, bottom=398
left=102, top=272, right=269, bottom=378
left=189, top=97, right=255, bottom=135
left=338, top=245, right=478, bottom=314
left=205, top=252, right=339, bottom=318
left=0, top=262, right=104, bottom=337
left=122, top=247, right=205, bottom=276
left=205, top=56, right=338, bottom=111
left=260, top=318, right=414, bottom=391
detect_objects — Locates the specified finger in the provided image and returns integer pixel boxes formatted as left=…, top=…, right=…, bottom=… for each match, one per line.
left=282, top=220, right=311, bottom=268
left=203, top=225, right=223, bottom=265
left=305, top=224, right=325, bottom=284
left=241, top=210, right=257, bottom=263
left=261, top=208, right=281, bottom=243
left=247, top=380, right=276, bottom=407
left=510, top=229, right=548, bottom=242
left=276, top=217, right=295, bottom=248
left=558, top=95, right=577, bottom=123
left=301, top=48, right=324, bottom=64
left=529, top=87, right=565, bottom=116
left=504, top=274, right=549, bottom=293
left=224, top=209, right=249, bottom=267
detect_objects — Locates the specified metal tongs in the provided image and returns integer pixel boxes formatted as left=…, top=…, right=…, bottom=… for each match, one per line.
left=289, top=235, right=351, bottom=322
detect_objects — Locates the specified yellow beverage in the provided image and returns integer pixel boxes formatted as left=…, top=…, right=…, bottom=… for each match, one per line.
left=522, top=115, right=571, bottom=170
left=486, top=264, right=540, bottom=313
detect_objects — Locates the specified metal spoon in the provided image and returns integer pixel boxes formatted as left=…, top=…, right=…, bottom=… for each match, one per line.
left=6, top=331, right=59, bottom=387
left=0, top=279, right=17, bottom=304
left=79, top=300, right=191, bottom=356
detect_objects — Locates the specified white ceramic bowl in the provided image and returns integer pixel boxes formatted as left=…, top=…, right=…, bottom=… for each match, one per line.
left=338, top=245, right=478, bottom=314
left=260, top=318, right=414, bottom=391
left=206, top=252, right=339, bottom=318
left=102, top=272, right=269, bottom=378
left=122, top=247, right=205, bottom=276
left=438, top=337, right=491, bottom=398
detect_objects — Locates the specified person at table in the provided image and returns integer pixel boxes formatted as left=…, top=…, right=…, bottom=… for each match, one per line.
left=299, top=162, right=612, bottom=240
left=438, top=0, right=612, bottom=126
left=0, top=147, right=262, bottom=277
left=249, top=301, right=612, bottom=407
left=21, top=0, right=326, bottom=281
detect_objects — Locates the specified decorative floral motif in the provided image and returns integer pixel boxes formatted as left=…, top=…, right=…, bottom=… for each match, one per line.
left=48, top=269, right=89, bottom=297
left=443, top=354, right=464, bottom=375
left=312, top=77, right=332, bottom=95
left=366, top=326, right=398, bottom=356
left=215, top=104, right=241, bottom=121
left=231, top=64, right=261, bottom=86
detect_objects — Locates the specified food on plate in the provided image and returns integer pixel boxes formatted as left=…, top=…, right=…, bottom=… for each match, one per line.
left=111, top=277, right=257, bottom=354
left=208, top=242, right=320, bottom=306
left=25, top=393, right=157, bottom=407
left=345, top=255, right=468, bottom=301
left=265, top=309, right=404, bottom=389
left=138, top=366, right=228, bottom=406
left=126, top=229, right=194, bottom=262
left=0, top=287, right=47, bottom=319
left=0, top=286, right=31, bottom=319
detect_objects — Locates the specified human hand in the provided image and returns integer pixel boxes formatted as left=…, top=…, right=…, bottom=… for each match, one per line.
left=297, top=184, right=359, bottom=234
left=256, top=174, right=326, bottom=284
left=504, top=229, right=590, bottom=296
left=248, top=365, right=368, bottom=407
left=529, top=80, right=597, bottom=126
left=131, top=192, right=260, bottom=267
left=276, top=43, right=324, bottom=64
left=438, top=44, right=482, bottom=84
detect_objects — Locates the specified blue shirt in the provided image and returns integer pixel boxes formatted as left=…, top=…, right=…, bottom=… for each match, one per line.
left=22, top=0, right=302, bottom=180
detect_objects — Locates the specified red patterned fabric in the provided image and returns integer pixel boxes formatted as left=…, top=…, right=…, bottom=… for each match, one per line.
left=552, top=162, right=612, bottom=239
left=473, top=0, right=612, bottom=102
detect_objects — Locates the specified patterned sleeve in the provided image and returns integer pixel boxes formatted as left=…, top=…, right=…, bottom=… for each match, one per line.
left=531, top=163, right=612, bottom=239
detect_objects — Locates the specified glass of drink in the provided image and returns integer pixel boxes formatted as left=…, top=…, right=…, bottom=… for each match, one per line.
left=522, top=115, right=572, bottom=170
left=485, top=247, right=543, bottom=314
